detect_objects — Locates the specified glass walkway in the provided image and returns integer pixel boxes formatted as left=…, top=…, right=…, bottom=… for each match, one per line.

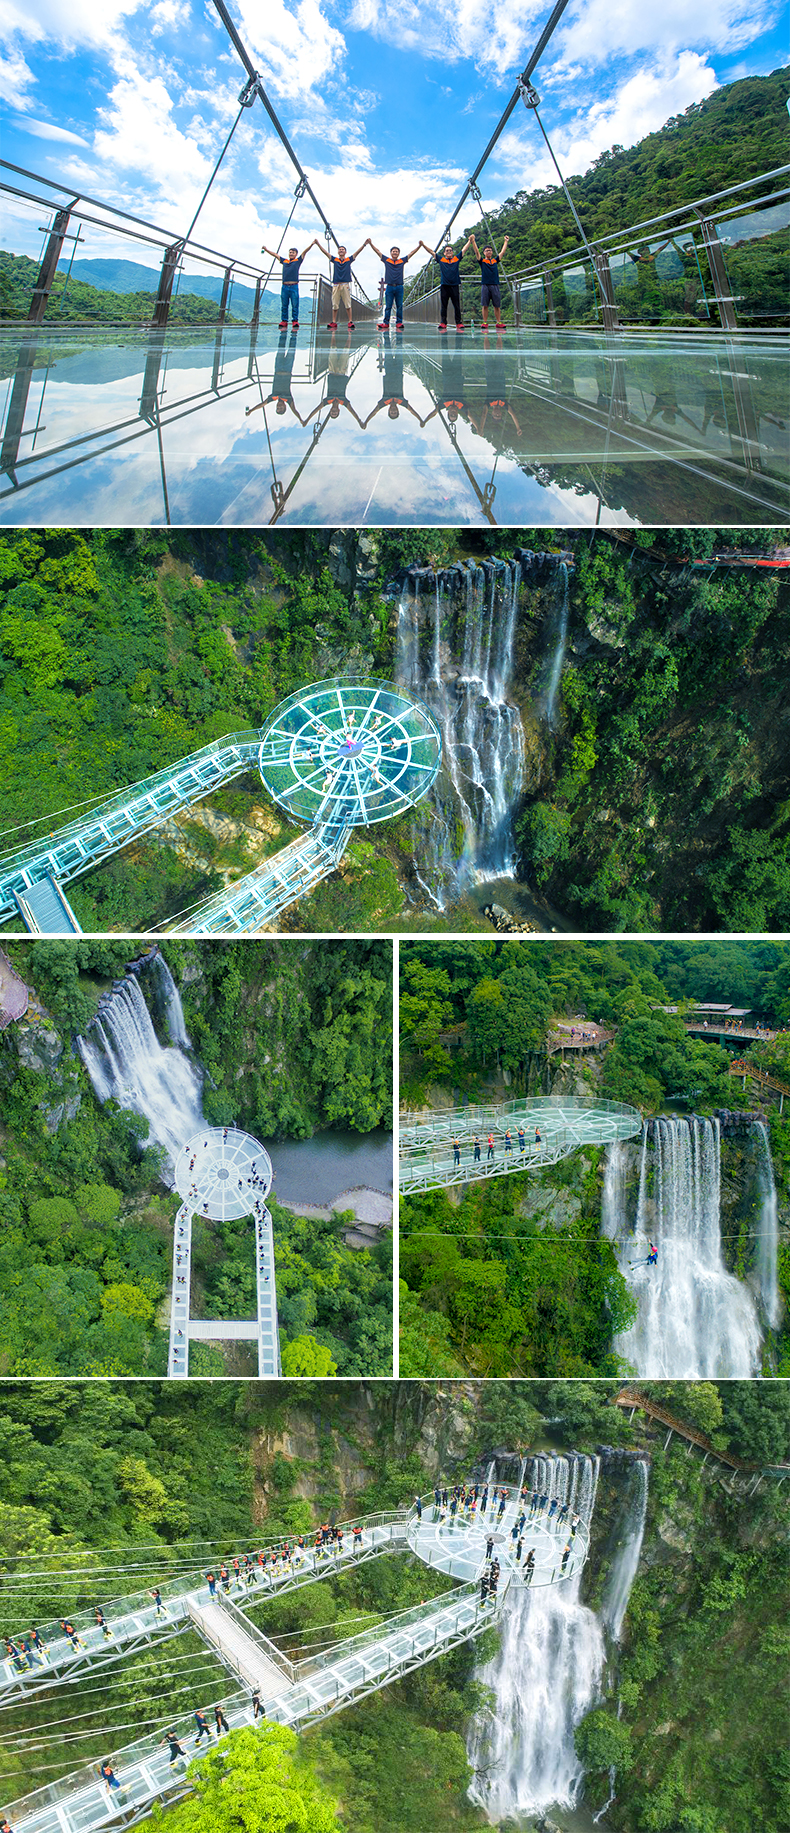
left=399, top=1096, right=643, bottom=1193
left=167, top=1128, right=278, bottom=1378
left=1, top=323, right=786, bottom=528
left=2, top=1482, right=590, bottom=1830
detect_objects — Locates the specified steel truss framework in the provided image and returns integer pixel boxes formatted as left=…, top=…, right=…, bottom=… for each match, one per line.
left=3, top=1486, right=589, bottom=1832
left=399, top=1096, right=643, bottom=1193
left=0, top=680, right=440, bottom=937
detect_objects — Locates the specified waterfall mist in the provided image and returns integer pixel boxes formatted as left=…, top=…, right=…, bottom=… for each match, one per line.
left=78, top=960, right=204, bottom=1168
left=396, top=551, right=571, bottom=907
left=753, top=1121, right=781, bottom=1329
left=467, top=1455, right=604, bottom=1820
left=601, top=1459, right=649, bottom=1641
left=605, top=1119, right=762, bottom=1378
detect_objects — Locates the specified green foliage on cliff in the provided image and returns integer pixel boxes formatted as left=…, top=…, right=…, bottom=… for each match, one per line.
left=0, top=940, right=392, bottom=1376
left=454, top=69, right=790, bottom=326
left=400, top=940, right=790, bottom=1376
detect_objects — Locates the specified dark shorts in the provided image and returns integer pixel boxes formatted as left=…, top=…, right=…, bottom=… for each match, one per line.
left=481, top=284, right=501, bottom=309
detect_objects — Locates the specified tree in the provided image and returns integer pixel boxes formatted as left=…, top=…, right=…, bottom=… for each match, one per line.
left=281, top=1335, right=338, bottom=1377
left=138, top=1724, right=342, bottom=1832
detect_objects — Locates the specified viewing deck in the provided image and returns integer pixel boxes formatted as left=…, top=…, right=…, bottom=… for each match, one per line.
left=399, top=1096, right=642, bottom=1194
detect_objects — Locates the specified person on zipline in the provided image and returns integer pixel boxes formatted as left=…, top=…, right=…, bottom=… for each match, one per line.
left=468, top=233, right=510, bottom=331
left=261, top=238, right=322, bottom=329
left=647, top=1242, right=659, bottom=1266
left=369, top=239, right=421, bottom=331
left=318, top=239, right=368, bottom=330
left=420, top=237, right=474, bottom=330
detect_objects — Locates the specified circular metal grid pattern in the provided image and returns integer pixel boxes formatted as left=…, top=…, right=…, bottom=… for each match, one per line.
left=174, top=1126, right=272, bottom=1221
left=257, top=677, right=442, bottom=827
left=408, top=1492, right=587, bottom=1591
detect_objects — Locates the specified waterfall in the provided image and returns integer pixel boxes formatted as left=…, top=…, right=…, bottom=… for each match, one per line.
left=78, top=967, right=204, bottom=1167
left=601, top=1459, right=649, bottom=1641
left=468, top=1454, right=604, bottom=1821
left=753, top=1121, right=781, bottom=1329
left=607, top=1117, right=762, bottom=1377
left=545, top=561, right=569, bottom=728
left=154, top=953, right=191, bottom=1049
left=396, top=558, right=525, bottom=902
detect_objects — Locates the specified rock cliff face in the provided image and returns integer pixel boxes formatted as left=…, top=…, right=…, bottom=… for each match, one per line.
left=12, top=1015, right=81, bottom=1134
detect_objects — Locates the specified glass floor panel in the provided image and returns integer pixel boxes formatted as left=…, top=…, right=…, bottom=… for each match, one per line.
left=1, top=324, right=786, bottom=527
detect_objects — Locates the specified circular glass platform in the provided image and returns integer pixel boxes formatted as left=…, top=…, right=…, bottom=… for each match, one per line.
left=257, top=677, right=442, bottom=827
left=173, top=1126, right=272, bottom=1222
left=408, top=1489, right=589, bottom=1590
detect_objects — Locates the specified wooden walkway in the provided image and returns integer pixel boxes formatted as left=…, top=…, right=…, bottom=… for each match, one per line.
left=615, top=1388, right=790, bottom=1487
left=729, top=1058, right=790, bottom=1104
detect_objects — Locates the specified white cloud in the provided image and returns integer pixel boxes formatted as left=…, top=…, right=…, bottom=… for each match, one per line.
left=234, top=0, right=345, bottom=98
left=9, top=111, right=90, bottom=142
left=494, top=50, right=719, bottom=190
left=150, top=0, right=191, bottom=32
left=348, top=0, right=546, bottom=73
left=553, top=0, right=774, bottom=65
left=0, top=0, right=141, bottom=50
left=0, top=42, right=36, bottom=104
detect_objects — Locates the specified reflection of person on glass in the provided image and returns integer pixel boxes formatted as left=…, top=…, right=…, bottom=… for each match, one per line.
left=419, top=238, right=473, bottom=330
left=260, top=239, right=321, bottom=329
left=363, top=331, right=425, bottom=425
left=315, top=329, right=366, bottom=426
left=422, top=332, right=476, bottom=431
left=468, top=234, right=510, bottom=330
left=479, top=330, right=522, bottom=436
left=245, top=327, right=312, bottom=426
left=317, top=240, right=368, bottom=329
left=368, top=240, right=421, bottom=331
left=645, top=383, right=697, bottom=430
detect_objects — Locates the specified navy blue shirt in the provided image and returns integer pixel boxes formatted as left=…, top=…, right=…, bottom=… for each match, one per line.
left=478, top=257, right=499, bottom=284
left=383, top=258, right=405, bottom=284
left=281, top=256, right=303, bottom=284
left=438, top=255, right=461, bottom=285
left=332, top=258, right=352, bottom=283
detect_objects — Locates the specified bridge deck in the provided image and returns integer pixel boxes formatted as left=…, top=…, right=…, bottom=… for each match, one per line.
left=182, top=821, right=351, bottom=935
left=400, top=1098, right=642, bottom=1194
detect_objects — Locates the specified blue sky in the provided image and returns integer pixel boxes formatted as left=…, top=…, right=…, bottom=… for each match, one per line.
left=1, top=0, right=787, bottom=294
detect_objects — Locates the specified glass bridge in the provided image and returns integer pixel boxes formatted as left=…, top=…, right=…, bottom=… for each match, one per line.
left=1, top=322, right=786, bottom=527
left=168, top=1128, right=278, bottom=1379
left=0, top=678, right=441, bottom=936
left=0, top=1479, right=590, bottom=1832
left=400, top=1095, right=643, bottom=1193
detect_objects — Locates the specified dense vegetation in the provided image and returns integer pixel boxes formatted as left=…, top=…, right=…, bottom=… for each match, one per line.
left=0, top=939, right=392, bottom=1377
left=418, top=68, right=790, bottom=327
left=0, top=252, right=257, bottom=327
left=1, top=528, right=789, bottom=934
left=0, top=1380, right=786, bottom=1832
left=400, top=940, right=790, bottom=1377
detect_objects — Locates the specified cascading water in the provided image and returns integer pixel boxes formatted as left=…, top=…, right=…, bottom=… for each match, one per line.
left=78, top=963, right=204, bottom=1167
left=545, top=561, right=569, bottom=729
left=605, top=1118, right=762, bottom=1378
left=601, top=1459, right=649, bottom=1641
left=396, top=558, right=525, bottom=902
left=468, top=1454, right=604, bottom=1820
left=753, top=1121, right=781, bottom=1329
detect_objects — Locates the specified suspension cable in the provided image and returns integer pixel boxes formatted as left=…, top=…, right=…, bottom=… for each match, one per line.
left=406, top=0, right=572, bottom=301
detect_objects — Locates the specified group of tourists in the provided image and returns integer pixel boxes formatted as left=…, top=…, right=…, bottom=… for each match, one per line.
left=451, top=1124, right=543, bottom=1168
left=263, top=230, right=511, bottom=332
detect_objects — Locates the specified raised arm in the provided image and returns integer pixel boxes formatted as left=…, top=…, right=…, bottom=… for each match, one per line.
left=298, top=236, right=320, bottom=261
left=367, top=239, right=385, bottom=261
left=349, top=238, right=370, bottom=261
left=420, top=238, right=439, bottom=260
left=468, top=234, right=480, bottom=257
left=402, top=244, right=421, bottom=263
left=260, top=246, right=283, bottom=263
left=461, top=236, right=474, bottom=255
left=498, top=235, right=510, bottom=258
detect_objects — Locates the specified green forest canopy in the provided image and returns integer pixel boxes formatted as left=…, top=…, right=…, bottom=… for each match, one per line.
left=0, top=939, right=392, bottom=1378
